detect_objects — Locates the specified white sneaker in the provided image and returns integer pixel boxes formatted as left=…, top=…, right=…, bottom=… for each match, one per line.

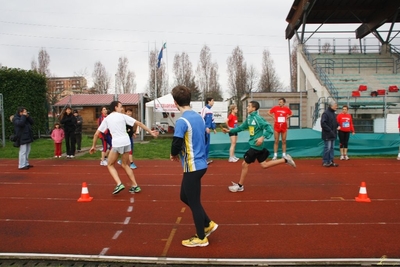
left=284, top=154, right=296, bottom=168
left=397, top=157, right=400, bottom=161
left=228, top=182, right=244, bottom=192
left=272, top=156, right=277, bottom=160
left=207, top=159, right=213, bottom=165
left=117, top=159, right=122, bottom=165
left=233, top=156, right=239, bottom=161
left=228, top=157, right=239, bottom=162
left=70, top=155, right=75, bottom=158
left=100, top=160, right=108, bottom=166
left=340, top=155, right=345, bottom=160
left=345, top=155, right=349, bottom=160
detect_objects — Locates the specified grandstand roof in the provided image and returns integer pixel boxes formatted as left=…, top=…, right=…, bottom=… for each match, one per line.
left=285, top=0, right=400, bottom=40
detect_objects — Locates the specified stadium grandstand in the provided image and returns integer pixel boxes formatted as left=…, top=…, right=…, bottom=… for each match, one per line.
left=286, top=0, right=400, bottom=133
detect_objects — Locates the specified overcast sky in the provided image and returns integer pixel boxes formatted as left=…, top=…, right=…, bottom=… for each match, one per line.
left=2, top=0, right=390, bottom=98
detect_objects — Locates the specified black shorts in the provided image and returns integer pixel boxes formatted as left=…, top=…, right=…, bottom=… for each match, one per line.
left=244, top=148, right=270, bottom=164
left=228, top=132, right=238, bottom=137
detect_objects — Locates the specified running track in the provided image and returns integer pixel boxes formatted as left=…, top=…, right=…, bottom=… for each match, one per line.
left=0, top=158, right=399, bottom=266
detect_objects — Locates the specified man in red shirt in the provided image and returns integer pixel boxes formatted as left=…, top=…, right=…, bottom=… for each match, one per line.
left=267, top=98, right=292, bottom=160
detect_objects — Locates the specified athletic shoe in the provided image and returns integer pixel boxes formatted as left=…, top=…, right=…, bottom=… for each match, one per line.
left=117, top=159, right=122, bottom=165
left=204, top=221, right=218, bottom=237
left=228, top=182, right=244, bottom=192
left=100, top=160, right=108, bottom=166
left=19, top=166, right=29, bottom=170
left=130, top=162, right=137, bottom=169
left=54, top=156, right=58, bottom=158
left=345, top=155, right=349, bottom=160
left=233, top=156, right=239, bottom=161
left=397, top=157, right=400, bottom=161
left=228, top=157, right=239, bottom=162
left=129, top=185, right=141, bottom=193
left=66, top=155, right=70, bottom=158
left=323, top=162, right=331, bottom=167
left=340, top=155, right=345, bottom=160
left=70, top=155, right=75, bottom=158
left=207, top=159, right=213, bottom=165
left=330, top=162, right=339, bottom=167
left=112, top=184, right=125, bottom=194
left=284, top=154, right=296, bottom=168
left=181, top=235, right=209, bottom=247
left=272, top=156, right=277, bottom=160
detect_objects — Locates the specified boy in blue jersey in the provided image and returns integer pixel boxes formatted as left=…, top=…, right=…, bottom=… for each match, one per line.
left=170, top=85, right=218, bottom=247
left=200, top=97, right=217, bottom=164
left=222, top=101, right=296, bottom=193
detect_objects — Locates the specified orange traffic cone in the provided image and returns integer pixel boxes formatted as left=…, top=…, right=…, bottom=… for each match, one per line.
left=355, top=182, right=371, bottom=202
left=77, top=182, right=93, bottom=202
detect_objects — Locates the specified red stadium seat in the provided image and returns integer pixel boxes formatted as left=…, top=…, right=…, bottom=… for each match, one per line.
left=352, top=91, right=360, bottom=97
left=358, top=85, right=367, bottom=91
left=377, top=89, right=386, bottom=95
left=388, top=85, right=399, bottom=92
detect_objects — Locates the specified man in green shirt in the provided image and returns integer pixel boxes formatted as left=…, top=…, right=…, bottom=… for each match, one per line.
left=222, top=101, right=296, bottom=192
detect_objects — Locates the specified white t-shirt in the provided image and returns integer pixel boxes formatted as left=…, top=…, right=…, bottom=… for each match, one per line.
left=97, top=112, right=136, bottom=148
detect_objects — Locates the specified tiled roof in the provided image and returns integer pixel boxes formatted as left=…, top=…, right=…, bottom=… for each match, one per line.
left=53, top=94, right=140, bottom=106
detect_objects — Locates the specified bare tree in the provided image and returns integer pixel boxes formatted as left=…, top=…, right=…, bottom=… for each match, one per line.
left=116, top=56, right=137, bottom=94
left=92, top=61, right=111, bottom=94
left=208, top=63, right=223, bottom=101
left=321, top=42, right=332, bottom=54
left=227, top=46, right=248, bottom=119
left=31, top=48, right=51, bottom=76
left=258, top=49, right=282, bottom=92
left=73, top=68, right=89, bottom=93
left=173, top=52, right=201, bottom=100
left=247, top=64, right=258, bottom=94
left=196, top=45, right=213, bottom=101
left=290, top=39, right=298, bottom=92
left=146, top=49, right=168, bottom=99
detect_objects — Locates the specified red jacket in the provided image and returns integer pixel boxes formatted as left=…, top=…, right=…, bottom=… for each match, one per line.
left=337, top=113, right=355, bottom=133
left=51, top=128, right=65, bottom=143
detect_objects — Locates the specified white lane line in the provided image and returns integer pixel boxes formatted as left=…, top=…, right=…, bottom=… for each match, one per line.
left=112, top=230, right=122, bottom=240
left=124, top=217, right=131, bottom=225
left=127, top=206, right=133, bottom=212
left=99, top=248, right=109, bottom=256
left=130, top=197, right=134, bottom=203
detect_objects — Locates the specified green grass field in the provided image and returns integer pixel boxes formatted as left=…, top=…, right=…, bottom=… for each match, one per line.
left=0, top=135, right=172, bottom=160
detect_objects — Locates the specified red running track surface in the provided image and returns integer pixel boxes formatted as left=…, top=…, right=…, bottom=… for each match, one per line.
left=0, top=158, right=399, bottom=264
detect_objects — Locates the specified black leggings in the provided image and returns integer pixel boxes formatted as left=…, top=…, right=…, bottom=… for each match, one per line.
left=180, top=168, right=210, bottom=239
left=338, top=131, right=350, bottom=148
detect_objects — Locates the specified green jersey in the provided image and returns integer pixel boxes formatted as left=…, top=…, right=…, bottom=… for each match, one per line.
left=229, top=111, right=273, bottom=151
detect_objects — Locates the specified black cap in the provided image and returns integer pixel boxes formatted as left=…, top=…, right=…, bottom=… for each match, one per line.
left=73, top=109, right=78, bottom=113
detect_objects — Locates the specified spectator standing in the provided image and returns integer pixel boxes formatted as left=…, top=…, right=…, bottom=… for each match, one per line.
left=321, top=101, right=339, bottom=167
left=98, top=106, right=112, bottom=166
left=222, top=101, right=296, bottom=193
left=267, top=98, right=292, bottom=160
left=12, top=106, right=34, bottom=170
left=225, top=104, right=239, bottom=162
left=60, top=107, right=77, bottom=158
left=336, top=105, right=355, bottom=160
left=397, top=115, right=400, bottom=160
left=200, top=97, right=217, bottom=164
left=51, top=122, right=65, bottom=158
left=73, top=109, right=83, bottom=153
left=170, top=85, right=218, bottom=247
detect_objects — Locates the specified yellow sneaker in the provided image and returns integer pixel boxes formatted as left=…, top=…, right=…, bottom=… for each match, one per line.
left=204, top=221, right=218, bottom=237
left=182, top=235, right=209, bottom=247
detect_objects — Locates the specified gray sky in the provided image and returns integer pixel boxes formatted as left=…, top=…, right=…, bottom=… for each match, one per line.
left=1, top=0, right=297, bottom=96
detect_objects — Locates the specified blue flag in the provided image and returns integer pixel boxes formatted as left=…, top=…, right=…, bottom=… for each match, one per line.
left=157, top=43, right=167, bottom=68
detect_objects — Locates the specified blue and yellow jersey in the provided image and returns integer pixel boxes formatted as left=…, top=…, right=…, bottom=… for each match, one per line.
left=174, top=110, right=208, bottom=172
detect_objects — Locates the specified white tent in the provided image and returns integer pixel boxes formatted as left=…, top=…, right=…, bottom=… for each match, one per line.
left=145, top=93, right=228, bottom=132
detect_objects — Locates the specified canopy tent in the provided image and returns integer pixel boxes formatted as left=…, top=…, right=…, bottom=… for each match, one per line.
left=145, top=93, right=228, bottom=133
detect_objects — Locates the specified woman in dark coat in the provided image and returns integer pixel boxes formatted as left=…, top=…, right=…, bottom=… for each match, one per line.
left=60, top=107, right=77, bottom=158
left=12, top=106, right=34, bottom=170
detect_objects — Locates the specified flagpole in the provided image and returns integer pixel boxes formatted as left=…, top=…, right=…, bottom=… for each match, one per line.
left=153, top=41, right=157, bottom=131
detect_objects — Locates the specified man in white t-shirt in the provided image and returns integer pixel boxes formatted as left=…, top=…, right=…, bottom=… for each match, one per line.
left=90, top=101, right=159, bottom=194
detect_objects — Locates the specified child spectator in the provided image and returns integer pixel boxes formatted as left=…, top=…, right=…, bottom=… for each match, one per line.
left=51, top=122, right=65, bottom=158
